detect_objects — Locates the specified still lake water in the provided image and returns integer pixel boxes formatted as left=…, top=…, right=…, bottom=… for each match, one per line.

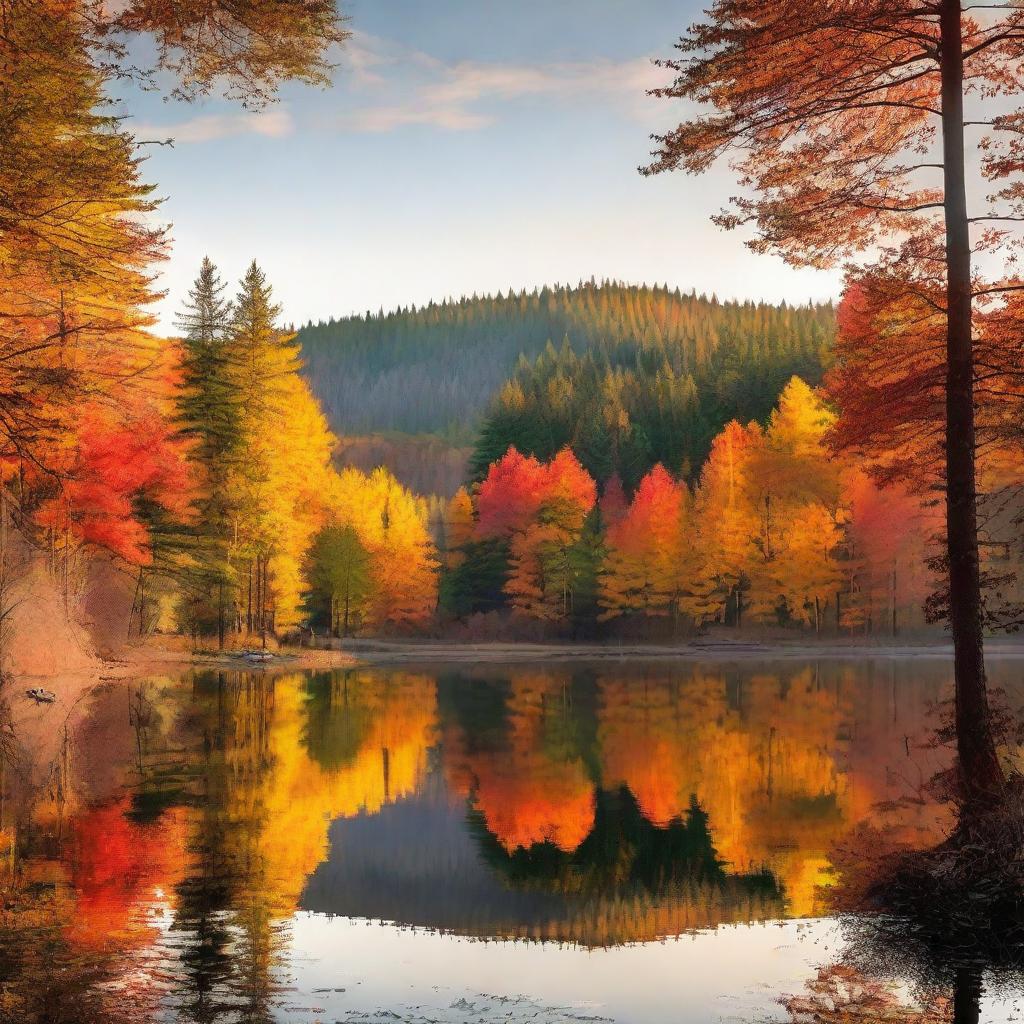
left=1, top=658, right=1023, bottom=1023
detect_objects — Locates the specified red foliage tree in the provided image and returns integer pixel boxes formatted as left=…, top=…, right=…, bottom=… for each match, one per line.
left=476, top=447, right=549, bottom=539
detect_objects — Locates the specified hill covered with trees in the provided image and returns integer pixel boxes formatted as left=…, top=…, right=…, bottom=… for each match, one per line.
left=297, top=282, right=836, bottom=448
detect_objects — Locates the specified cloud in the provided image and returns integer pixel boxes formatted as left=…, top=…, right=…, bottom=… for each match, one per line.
left=132, top=107, right=295, bottom=145
left=129, top=35, right=674, bottom=141
left=332, top=32, right=672, bottom=134
left=344, top=105, right=493, bottom=133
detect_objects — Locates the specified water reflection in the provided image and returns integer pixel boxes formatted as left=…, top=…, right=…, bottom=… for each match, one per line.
left=778, top=776, right=1024, bottom=1024
left=0, top=659, right=1018, bottom=1022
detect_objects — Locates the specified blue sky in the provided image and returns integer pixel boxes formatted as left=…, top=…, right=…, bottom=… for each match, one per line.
left=125, top=1, right=842, bottom=334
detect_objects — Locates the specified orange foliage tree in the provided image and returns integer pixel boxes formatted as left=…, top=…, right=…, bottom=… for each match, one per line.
left=643, top=0, right=1024, bottom=801
left=475, top=447, right=549, bottom=540
left=444, top=487, right=476, bottom=570
left=505, top=448, right=597, bottom=621
left=840, top=470, right=942, bottom=635
left=599, top=464, right=695, bottom=626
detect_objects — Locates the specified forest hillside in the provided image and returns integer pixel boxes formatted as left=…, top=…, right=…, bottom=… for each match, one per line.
left=298, top=283, right=836, bottom=467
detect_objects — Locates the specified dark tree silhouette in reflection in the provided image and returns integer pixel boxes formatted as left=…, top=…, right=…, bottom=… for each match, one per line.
left=300, top=670, right=376, bottom=769
left=472, top=786, right=783, bottom=922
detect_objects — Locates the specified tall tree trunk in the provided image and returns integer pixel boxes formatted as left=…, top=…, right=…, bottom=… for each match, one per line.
left=217, top=581, right=225, bottom=650
left=939, top=0, right=1005, bottom=807
left=260, top=555, right=267, bottom=649
left=128, top=567, right=142, bottom=641
left=255, top=557, right=262, bottom=638
left=953, top=967, right=982, bottom=1024
left=62, top=518, right=70, bottom=618
left=0, top=488, right=8, bottom=671
left=891, top=566, right=898, bottom=638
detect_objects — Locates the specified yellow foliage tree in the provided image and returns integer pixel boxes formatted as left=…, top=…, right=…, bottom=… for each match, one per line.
left=444, top=487, right=475, bottom=569
left=257, top=378, right=336, bottom=630
left=225, top=263, right=336, bottom=632
left=690, top=420, right=762, bottom=625
left=743, top=377, right=844, bottom=624
left=326, top=467, right=439, bottom=630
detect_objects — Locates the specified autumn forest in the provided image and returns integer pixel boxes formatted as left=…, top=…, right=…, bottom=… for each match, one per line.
left=6, top=0, right=1024, bottom=664
left=12, top=0, right=1024, bottom=1019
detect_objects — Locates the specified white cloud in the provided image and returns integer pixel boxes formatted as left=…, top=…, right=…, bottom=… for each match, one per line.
left=332, top=31, right=671, bottom=134
left=129, top=34, right=673, bottom=141
left=344, top=105, right=493, bottom=133
left=132, top=107, right=295, bottom=145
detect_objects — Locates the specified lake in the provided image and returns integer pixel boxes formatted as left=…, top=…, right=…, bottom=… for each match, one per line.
left=1, top=657, right=1022, bottom=1023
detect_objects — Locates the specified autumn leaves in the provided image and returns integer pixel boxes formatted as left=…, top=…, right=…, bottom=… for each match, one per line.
left=448, top=377, right=936, bottom=635
left=173, top=259, right=438, bottom=641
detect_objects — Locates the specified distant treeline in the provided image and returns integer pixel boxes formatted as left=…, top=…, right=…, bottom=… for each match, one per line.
left=334, top=434, right=472, bottom=499
left=298, top=282, right=836, bottom=446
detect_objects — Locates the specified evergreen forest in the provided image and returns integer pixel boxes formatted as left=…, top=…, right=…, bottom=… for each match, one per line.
left=298, top=282, right=835, bottom=451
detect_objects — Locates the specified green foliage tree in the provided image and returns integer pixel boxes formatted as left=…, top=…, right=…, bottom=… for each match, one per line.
left=439, top=538, right=511, bottom=620
left=175, top=257, right=240, bottom=646
left=307, top=524, right=373, bottom=636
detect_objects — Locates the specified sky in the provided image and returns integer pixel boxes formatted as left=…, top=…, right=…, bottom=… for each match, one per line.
left=123, top=1, right=843, bottom=334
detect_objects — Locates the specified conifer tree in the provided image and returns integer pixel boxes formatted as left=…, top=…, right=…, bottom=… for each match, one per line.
left=175, top=257, right=240, bottom=646
left=229, top=260, right=303, bottom=637
left=567, top=507, right=607, bottom=637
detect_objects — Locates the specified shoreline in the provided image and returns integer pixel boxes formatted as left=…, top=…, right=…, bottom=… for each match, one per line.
left=17, top=635, right=1024, bottom=690
left=8, top=636, right=1023, bottom=740
left=324, top=636, right=1024, bottom=665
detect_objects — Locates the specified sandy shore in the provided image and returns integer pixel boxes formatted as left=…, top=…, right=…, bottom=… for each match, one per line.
left=96, top=639, right=359, bottom=678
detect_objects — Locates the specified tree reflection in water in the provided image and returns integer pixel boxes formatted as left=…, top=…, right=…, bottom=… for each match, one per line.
left=0, top=661, right=1018, bottom=1022
left=779, top=727, right=1024, bottom=1024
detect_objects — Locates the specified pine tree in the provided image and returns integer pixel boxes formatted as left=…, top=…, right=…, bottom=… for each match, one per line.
left=228, top=261, right=304, bottom=637
left=175, top=257, right=240, bottom=647
left=567, top=507, right=607, bottom=637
